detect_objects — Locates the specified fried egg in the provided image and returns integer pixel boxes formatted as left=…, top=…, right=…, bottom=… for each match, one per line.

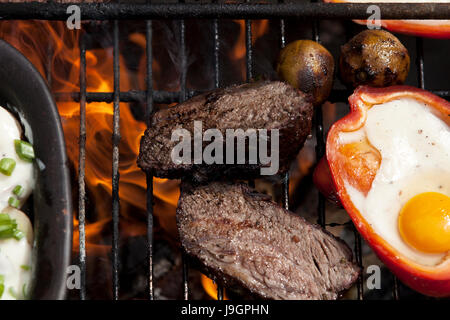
left=340, top=98, right=450, bottom=266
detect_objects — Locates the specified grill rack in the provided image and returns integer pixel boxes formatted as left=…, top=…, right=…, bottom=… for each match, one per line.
left=2, top=1, right=448, bottom=300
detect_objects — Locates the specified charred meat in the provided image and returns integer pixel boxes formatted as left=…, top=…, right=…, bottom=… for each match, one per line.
left=177, top=181, right=360, bottom=300
left=138, top=81, right=313, bottom=183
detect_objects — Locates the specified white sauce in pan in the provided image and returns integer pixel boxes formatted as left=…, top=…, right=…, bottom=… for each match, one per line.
left=0, top=237, right=32, bottom=299
left=0, top=107, right=34, bottom=209
left=0, top=106, right=34, bottom=299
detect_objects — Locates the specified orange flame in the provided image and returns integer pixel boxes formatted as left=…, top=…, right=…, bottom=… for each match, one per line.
left=0, top=21, right=179, bottom=256
left=0, top=20, right=270, bottom=294
left=201, top=274, right=229, bottom=300
left=231, top=20, right=269, bottom=79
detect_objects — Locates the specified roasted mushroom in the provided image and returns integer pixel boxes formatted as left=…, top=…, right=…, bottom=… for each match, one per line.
left=276, top=40, right=335, bottom=106
left=339, top=30, right=410, bottom=88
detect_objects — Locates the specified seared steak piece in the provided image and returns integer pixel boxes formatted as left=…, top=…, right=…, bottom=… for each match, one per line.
left=138, top=81, right=313, bottom=182
left=177, top=182, right=360, bottom=300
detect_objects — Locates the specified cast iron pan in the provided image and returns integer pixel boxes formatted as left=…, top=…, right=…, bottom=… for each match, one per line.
left=0, top=39, right=72, bottom=299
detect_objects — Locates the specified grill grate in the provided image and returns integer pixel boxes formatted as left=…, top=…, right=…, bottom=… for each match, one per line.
left=4, top=1, right=447, bottom=300
left=1, top=2, right=450, bottom=20
left=72, top=2, right=444, bottom=301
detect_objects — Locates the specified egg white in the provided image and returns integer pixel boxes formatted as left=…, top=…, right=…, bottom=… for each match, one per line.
left=340, top=98, right=450, bottom=266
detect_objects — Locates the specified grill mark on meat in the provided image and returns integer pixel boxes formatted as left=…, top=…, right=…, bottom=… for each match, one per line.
left=177, top=181, right=360, bottom=300
left=319, top=236, right=331, bottom=262
left=138, top=81, right=313, bottom=183
left=312, top=255, right=323, bottom=277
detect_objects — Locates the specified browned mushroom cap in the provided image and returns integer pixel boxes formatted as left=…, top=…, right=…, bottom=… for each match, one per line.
left=339, top=29, right=410, bottom=88
left=276, top=40, right=335, bottom=106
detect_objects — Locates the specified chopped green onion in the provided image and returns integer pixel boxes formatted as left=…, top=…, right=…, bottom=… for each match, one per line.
left=13, top=185, right=24, bottom=197
left=13, top=229, right=24, bottom=240
left=0, top=212, right=23, bottom=240
left=0, top=213, right=10, bottom=223
left=0, top=216, right=18, bottom=239
left=20, top=265, right=30, bottom=271
left=0, top=158, right=16, bottom=176
left=0, top=275, right=4, bottom=299
left=8, top=196, right=20, bottom=209
left=14, top=140, right=35, bottom=162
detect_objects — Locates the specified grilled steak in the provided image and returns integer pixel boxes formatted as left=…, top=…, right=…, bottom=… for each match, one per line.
left=138, top=81, right=313, bottom=182
left=177, top=181, right=360, bottom=300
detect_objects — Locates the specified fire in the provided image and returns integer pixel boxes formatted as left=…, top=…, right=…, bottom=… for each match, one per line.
left=201, top=274, right=229, bottom=300
left=0, top=19, right=270, bottom=296
left=231, top=20, right=269, bottom=79
left=0, top=21, right=179, bottom=255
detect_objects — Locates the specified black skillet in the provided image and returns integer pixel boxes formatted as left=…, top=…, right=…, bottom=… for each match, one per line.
left=0, top=39, right=72, bottom=299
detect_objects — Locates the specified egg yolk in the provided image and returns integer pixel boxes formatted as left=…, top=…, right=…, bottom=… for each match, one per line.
left=398, top=192, right=450, bottom=254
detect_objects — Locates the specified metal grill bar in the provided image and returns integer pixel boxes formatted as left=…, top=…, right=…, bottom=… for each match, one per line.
left=246, top=15, right=255, bottom=192
left=213, top=18, right=220, bottom=90
left=417, top=38, right=425, bottom=90
left=279, top=0, right=289, bottom=212
left=78, top=32, right=87, bottom=301
left=46, top=44, right=53, bottom=87
left=212, top=5, right=224, bottom=300
left=146, top=171, right=154, bottom=300
left=112, top=19, right=121, bottom=300
left=245, top=19, right=252, bottom=80
left=53, top=89, right=450, bottom=104
left=179, top=10, right=190, bottom=300
left=312, top=21, right=326, bottom=228
left=354, top=231, right=364, bottom=299
left=145, top=10, right=155, bottom=300
left=179, top=21, right=188, bottom=102
left=393, top=275, right=399, bottom=300
left=279, top=0, right=286, bottom=49
left=1, top=3, right=450, bottom=20
left=53, top=90, right=195, bottom=104
left=282, top=174, right=289, bottom=211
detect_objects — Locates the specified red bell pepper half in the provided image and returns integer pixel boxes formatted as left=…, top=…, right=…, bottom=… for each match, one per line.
left=325, top=85, right=450, bottom=296
left=313, top=156, right=341, bottom=206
